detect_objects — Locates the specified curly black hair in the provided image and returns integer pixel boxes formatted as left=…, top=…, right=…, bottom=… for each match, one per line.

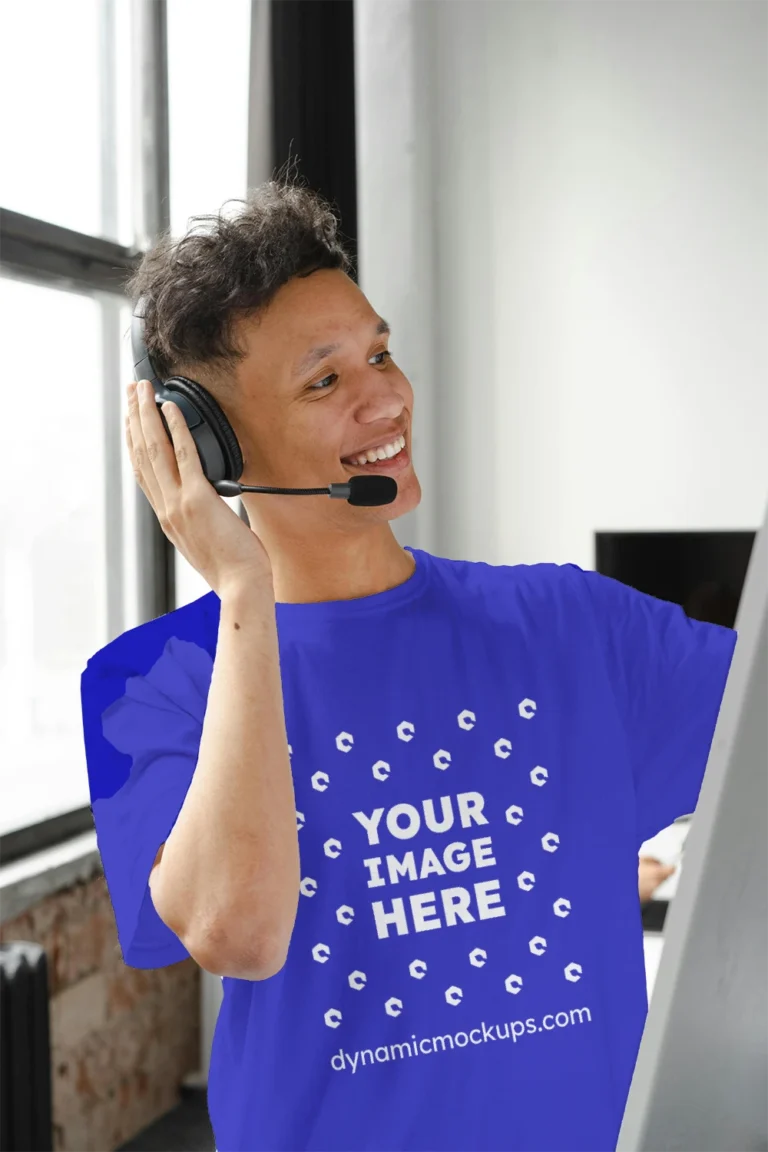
left=125, top=166, right=354, bottom=395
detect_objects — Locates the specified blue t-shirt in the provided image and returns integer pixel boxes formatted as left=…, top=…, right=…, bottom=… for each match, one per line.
left=80, top=547, right=737, bottom=1152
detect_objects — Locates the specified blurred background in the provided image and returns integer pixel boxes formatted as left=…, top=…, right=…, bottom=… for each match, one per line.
left=0, top=0, right=765, bottom=1148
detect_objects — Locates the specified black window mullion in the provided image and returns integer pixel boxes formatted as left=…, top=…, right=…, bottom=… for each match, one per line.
left=0, top=208, right=140, bottom=296
left=270, top=0, right=359, bottom=279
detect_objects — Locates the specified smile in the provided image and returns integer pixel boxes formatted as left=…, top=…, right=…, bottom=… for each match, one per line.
left=341, top=435, right=406, bottom=466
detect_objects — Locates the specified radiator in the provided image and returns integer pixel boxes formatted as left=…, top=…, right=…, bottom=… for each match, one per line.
left=0, top=942, right=53, bottom=1152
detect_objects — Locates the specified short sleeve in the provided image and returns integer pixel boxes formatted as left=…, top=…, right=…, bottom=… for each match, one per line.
left=80, top=633, right=214, bottom=969
left=569, top=565, right=738, bottom=846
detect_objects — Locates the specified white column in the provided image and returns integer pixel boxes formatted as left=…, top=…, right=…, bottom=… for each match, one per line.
left=354, top=0, right=438, bottom=554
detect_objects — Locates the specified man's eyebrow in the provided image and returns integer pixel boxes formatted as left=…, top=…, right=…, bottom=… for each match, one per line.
left=291, top=318, right=391, bottom=378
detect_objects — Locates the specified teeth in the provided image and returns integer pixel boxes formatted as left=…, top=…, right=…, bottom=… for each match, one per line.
left=348, top=435, right=405, bottom=466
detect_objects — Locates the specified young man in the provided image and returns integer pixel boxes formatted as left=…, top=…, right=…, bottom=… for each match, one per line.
left=80, top=179, right=737, bottom=1152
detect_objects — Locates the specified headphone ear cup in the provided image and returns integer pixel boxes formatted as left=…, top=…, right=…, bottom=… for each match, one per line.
left=158, top=376, right=244, bottom=485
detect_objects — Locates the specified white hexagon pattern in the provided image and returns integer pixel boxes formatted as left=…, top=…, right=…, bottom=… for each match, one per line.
left=372, top=760, right=391, bottom=781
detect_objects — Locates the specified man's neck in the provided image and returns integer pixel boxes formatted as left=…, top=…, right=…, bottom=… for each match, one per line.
left=249, top=521, right=416, bottom=605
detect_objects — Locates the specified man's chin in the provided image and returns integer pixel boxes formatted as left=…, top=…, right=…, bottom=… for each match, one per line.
left=359, top=471, right=421, bottom=521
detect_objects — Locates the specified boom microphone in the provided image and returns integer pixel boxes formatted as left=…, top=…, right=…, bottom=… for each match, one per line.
left=213, top=474, right=398, bottom=507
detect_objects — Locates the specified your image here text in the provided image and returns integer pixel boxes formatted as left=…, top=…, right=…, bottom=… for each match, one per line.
left=351, top=790, right=510, bottom=939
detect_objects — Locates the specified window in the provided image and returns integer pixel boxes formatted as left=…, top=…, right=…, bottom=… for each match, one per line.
left=167, top=0, right=252, bottom=606
left=0, top=0, right=156, bottom=861
left=0, top=281, right=146, bottom=839
left=0, top=0, right=135, bottom=246
left=0, top=0, right=254, bottom=854
left=0, top=281, right=106, bottom=835
left=167, top=0, right=252, bottom=239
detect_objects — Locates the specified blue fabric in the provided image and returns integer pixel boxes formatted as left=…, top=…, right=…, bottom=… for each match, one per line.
left=80, top=547, right=737, bottom=1152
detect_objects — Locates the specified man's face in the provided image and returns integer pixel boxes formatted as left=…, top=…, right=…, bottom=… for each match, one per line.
left=228, top=268, right=421, bottom=526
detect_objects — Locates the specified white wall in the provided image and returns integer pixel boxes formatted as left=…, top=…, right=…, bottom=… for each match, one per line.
left=353, top=0, right=440, bottom=553
left=355, top=0, right=768, bottom=568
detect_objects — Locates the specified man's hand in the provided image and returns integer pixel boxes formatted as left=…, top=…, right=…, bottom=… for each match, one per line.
left=125, top=379, right=273, bottom=596
left=639, top=856, right=676, bottom=903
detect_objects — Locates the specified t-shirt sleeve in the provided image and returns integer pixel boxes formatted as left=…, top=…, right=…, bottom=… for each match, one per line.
left=80, top=631, right=214, bottom=969
left=568, top=565, right=738, bottom=846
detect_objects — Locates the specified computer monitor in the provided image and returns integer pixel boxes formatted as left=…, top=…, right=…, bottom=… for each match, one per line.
left=594, top=529, right=755, bottom=630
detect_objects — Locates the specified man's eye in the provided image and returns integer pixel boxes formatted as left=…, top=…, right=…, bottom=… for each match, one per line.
left=310, top=373, right=337, bottom=391
left=309, top=350, right=392, bottom=392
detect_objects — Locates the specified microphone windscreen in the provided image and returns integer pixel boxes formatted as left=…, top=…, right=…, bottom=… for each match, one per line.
left=347, top=475, right=398, bottom=506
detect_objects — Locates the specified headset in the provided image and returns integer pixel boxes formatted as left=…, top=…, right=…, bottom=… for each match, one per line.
left=130, top=296, right=396, bottom=507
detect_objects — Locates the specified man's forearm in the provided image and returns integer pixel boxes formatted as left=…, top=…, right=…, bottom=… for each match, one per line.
left=151, top=577, right=300, bottom=978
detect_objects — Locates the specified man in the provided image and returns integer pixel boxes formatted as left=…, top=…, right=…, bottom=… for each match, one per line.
left=80, top=178, right=737, bottom=1152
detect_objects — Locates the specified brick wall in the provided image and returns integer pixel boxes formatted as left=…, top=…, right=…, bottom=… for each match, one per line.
left=0, top=869, right=200, bottom=1152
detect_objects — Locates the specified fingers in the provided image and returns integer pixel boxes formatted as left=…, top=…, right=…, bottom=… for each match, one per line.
left=137, top=381, right=184, bottom=496
left=126, top=380, right=166, bottom=518
left=125, top=380, right=209, bottom=520
left=158, top=394, right=207, bottom=487
left=639, top=857, right=675, bottom=875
